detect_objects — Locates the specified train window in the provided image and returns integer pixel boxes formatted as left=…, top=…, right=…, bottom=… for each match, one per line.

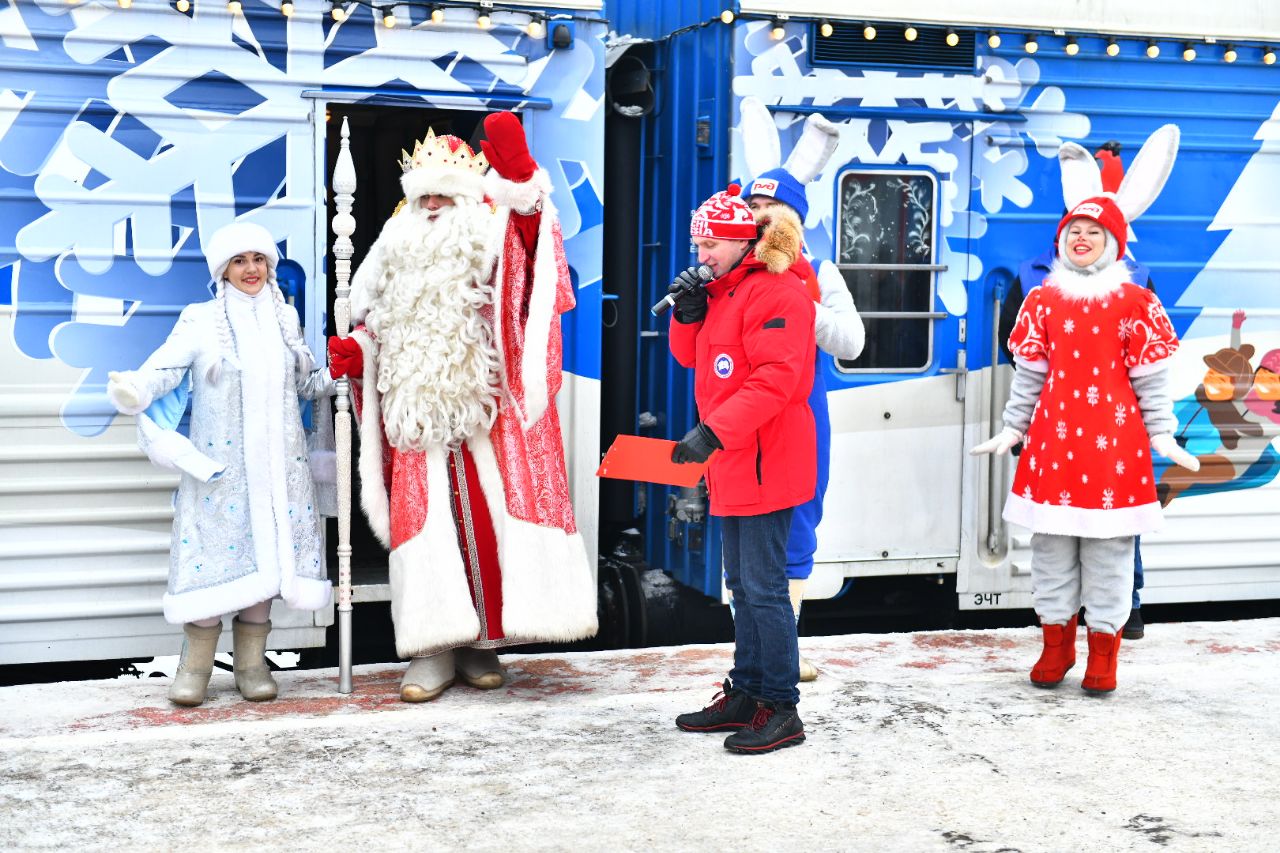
left=833, top=170, right=940, bottom=373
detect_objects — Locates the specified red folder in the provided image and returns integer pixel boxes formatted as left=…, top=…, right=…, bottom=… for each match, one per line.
left=596, top=435, right=714, bottom=487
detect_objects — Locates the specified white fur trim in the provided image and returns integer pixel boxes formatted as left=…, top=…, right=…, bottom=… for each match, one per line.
left=1003, top=492, right=1164, bottom=538
left=163, top=572, right=280, bottom=625
left=1046, top=257, right=1133, bottom=301
left=277, top=575, right=332, bottom=613
left=400, top=164, right=486, bottom=204
left=352, top=329, right=391, bottom=548
left=468, top=434, right=598, bottom=642
left=205, top=221, right=279, bottom=284
left=484, top=168, right=554, bottom=216
left=387, top=445, right=483, bottom=658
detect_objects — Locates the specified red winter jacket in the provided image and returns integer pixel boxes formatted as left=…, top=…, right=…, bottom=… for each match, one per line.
left=669, top=210, right=816, bottom=516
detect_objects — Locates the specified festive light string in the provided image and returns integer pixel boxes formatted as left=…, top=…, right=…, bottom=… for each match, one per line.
left=114, top=3, right=1280, bottom=64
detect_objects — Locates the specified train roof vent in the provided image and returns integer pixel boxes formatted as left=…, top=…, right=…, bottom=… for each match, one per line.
left=811, top=22, right=976, bottom=71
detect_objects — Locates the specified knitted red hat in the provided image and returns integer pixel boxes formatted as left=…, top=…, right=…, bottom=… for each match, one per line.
left=1056, top=196, right=1127, bottom=261
left=690, top=184, right=756, bottom=240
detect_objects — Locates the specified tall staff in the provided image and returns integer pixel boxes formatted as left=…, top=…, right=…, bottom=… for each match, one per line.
left=331, top=118, right=356, bottom=693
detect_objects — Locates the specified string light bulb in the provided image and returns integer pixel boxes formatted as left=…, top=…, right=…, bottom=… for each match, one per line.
left=987, top=31, right=1001, bottom=49
left=281, top=0, right=294, bottom=16
left=1182, top=42, right=1196, bottom=61
left=1265, top=47, right=1277, bottom=65
left=945, top=29, right=959, bottom=48
left=819, top=19, right=833, bottom=39
left=1024, top=34, right=1039, bottom=54
left=330, top=2, right=345, bottom=22
left=1223, top=43, right=1237, bottom=63
left=769, top=17, right=786, bottom=41
left=864, top=25, right=877, bottom=40
left=227, top=0, right=241, bottom=13
left=1106, top=38, right=1120, bottom=57
left=526, top=16, right=544, bottom=38
left=719, top=10, right=734, bottom=25
left=1065, top=36, right=1079, bottom=56
left=430, top=5, right=444, bottom=24
left=1146, top=40, right=1160, bottom=58
left=175, top=0, right=190, bottom=11
left=117, top=0, right=132, bottom=8
left=381, top=6, right=395, bottom=28
left=477, top=13, right=491, bottom=29
left=904, top=26, right=918, bottom=42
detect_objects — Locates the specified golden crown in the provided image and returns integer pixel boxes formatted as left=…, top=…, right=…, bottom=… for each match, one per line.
left=399, top=128, right=489, bottom=175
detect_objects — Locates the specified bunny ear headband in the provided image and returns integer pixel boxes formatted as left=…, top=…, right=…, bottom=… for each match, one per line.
left=739, top=96, right=841, bottom=200
left=1059, top=124, right=1180, bottom=223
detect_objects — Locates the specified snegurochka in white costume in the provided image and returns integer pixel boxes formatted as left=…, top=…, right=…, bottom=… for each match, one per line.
left=328, top=111, right=597, bottom=703
left=108, top=222, right=335, bottom=707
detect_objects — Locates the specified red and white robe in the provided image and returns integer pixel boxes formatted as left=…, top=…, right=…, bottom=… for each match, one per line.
left=349, top=175, right=597, bottom=658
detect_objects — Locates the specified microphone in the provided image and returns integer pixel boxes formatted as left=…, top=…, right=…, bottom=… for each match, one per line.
left=650, top=265, right=714, bottom=317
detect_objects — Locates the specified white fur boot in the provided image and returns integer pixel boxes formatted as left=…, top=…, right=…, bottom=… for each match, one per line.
left=170, top=622, right=222, bottom=706
left=455, top=646, right=505, bottom=690
left=232, top=618, right=278, bottom=702
left=401, top=650, right=456, bottom=702
left=789, top=579, right=818, bottom=683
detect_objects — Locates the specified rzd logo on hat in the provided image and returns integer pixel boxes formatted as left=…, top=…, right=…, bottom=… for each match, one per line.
left=1072, top=201, right=1104, bottom=220
left=750, top=179, right=778, bottom=195
left=713, top=353, right=734, bottom=378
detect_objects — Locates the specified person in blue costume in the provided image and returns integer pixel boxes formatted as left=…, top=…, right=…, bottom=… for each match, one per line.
left=742, top=100, right=864, bottom=681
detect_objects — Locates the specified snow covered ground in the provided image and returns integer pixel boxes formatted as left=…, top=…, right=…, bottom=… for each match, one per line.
left=1, top=619, right=1277, bottom=852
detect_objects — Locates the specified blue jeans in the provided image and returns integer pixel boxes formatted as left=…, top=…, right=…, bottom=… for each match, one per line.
left=1133, top=536, right=1144, bottom=608
left=722, top=508, right=800, bottom=706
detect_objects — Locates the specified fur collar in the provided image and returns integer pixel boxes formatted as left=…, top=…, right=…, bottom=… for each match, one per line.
left=1047, top=256, right=1134, bottom=301
left=752, top=206, right=803, bottom=274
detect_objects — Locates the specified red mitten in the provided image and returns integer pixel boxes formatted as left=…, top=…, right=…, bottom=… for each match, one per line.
left=328, top=335, right=363, bottom=379
left=480, top=111, right=537, bottom=183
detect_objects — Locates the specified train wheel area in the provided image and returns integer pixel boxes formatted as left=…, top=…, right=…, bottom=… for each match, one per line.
left=1, top=618, right=1276, bottom=850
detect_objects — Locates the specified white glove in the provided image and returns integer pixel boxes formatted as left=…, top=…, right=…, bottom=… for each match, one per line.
left=1151, top=433, right=1200, bottom=472
left=106, top=371, right=146, bottom=414
left=970, top=426, right=1022, bottom=456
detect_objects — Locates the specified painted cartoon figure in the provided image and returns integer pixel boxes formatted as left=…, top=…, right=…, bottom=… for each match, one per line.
left=1158, top=310, right=1280, bottom=505
left=971, top=124, right=1199, bottom=695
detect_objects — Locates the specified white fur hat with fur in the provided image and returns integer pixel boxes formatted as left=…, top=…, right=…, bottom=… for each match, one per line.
left=204, top=222, right=279, bottom=283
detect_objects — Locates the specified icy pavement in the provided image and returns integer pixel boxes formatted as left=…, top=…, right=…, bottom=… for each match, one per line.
left=1, top=620, right=1278, bottom=852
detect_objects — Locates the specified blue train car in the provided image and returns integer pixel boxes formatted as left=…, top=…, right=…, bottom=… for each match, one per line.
left=605, top=1, right=1280, bottom=616
left=0, top=0, right=607, bottom=663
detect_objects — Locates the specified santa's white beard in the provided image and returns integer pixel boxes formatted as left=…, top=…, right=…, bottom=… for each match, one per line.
left=363, top=201, right=501, bottom=450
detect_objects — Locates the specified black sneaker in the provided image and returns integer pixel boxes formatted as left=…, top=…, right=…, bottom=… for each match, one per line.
left=675, top=679, right=756, bottom=732
left=723, top=700, right=805, bottom=754
left=1122, top=608, right=1145, bottom=640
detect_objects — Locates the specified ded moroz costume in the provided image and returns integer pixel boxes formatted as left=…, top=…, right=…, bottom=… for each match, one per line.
left=330, top=113, right=597, bottom=702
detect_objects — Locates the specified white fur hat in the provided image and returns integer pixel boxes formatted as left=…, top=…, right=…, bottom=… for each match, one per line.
left=205, top=222, right=279, bottom=283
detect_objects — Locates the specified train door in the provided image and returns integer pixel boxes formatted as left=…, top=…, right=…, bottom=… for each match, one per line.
left=811, top=159, right=970, bottom=594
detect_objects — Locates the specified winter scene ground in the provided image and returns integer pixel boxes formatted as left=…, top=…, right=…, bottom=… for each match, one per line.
left=1, top=619, right=1277, bottom=852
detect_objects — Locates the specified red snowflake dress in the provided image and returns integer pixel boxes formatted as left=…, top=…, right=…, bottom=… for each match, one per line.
left=1004, top=281, right=1179, bottom=538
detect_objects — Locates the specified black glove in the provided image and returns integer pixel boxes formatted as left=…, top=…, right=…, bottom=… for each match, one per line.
left=671, top=422, right=722, bottom=464
left=669, top=266, right=709, bottom=324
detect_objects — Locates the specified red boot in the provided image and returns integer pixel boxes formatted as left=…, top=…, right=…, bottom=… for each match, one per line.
left=1081, top=629, right=1123, bottom=694
left=1030, top=614, right=1078, bottom=687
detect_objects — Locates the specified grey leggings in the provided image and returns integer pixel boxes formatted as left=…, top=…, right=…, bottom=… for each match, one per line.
left=1030, top=533, right=1133, bottom=634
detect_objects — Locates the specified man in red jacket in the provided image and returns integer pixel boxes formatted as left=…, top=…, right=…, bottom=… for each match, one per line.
left=668, top=184, right=817, bottom=754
